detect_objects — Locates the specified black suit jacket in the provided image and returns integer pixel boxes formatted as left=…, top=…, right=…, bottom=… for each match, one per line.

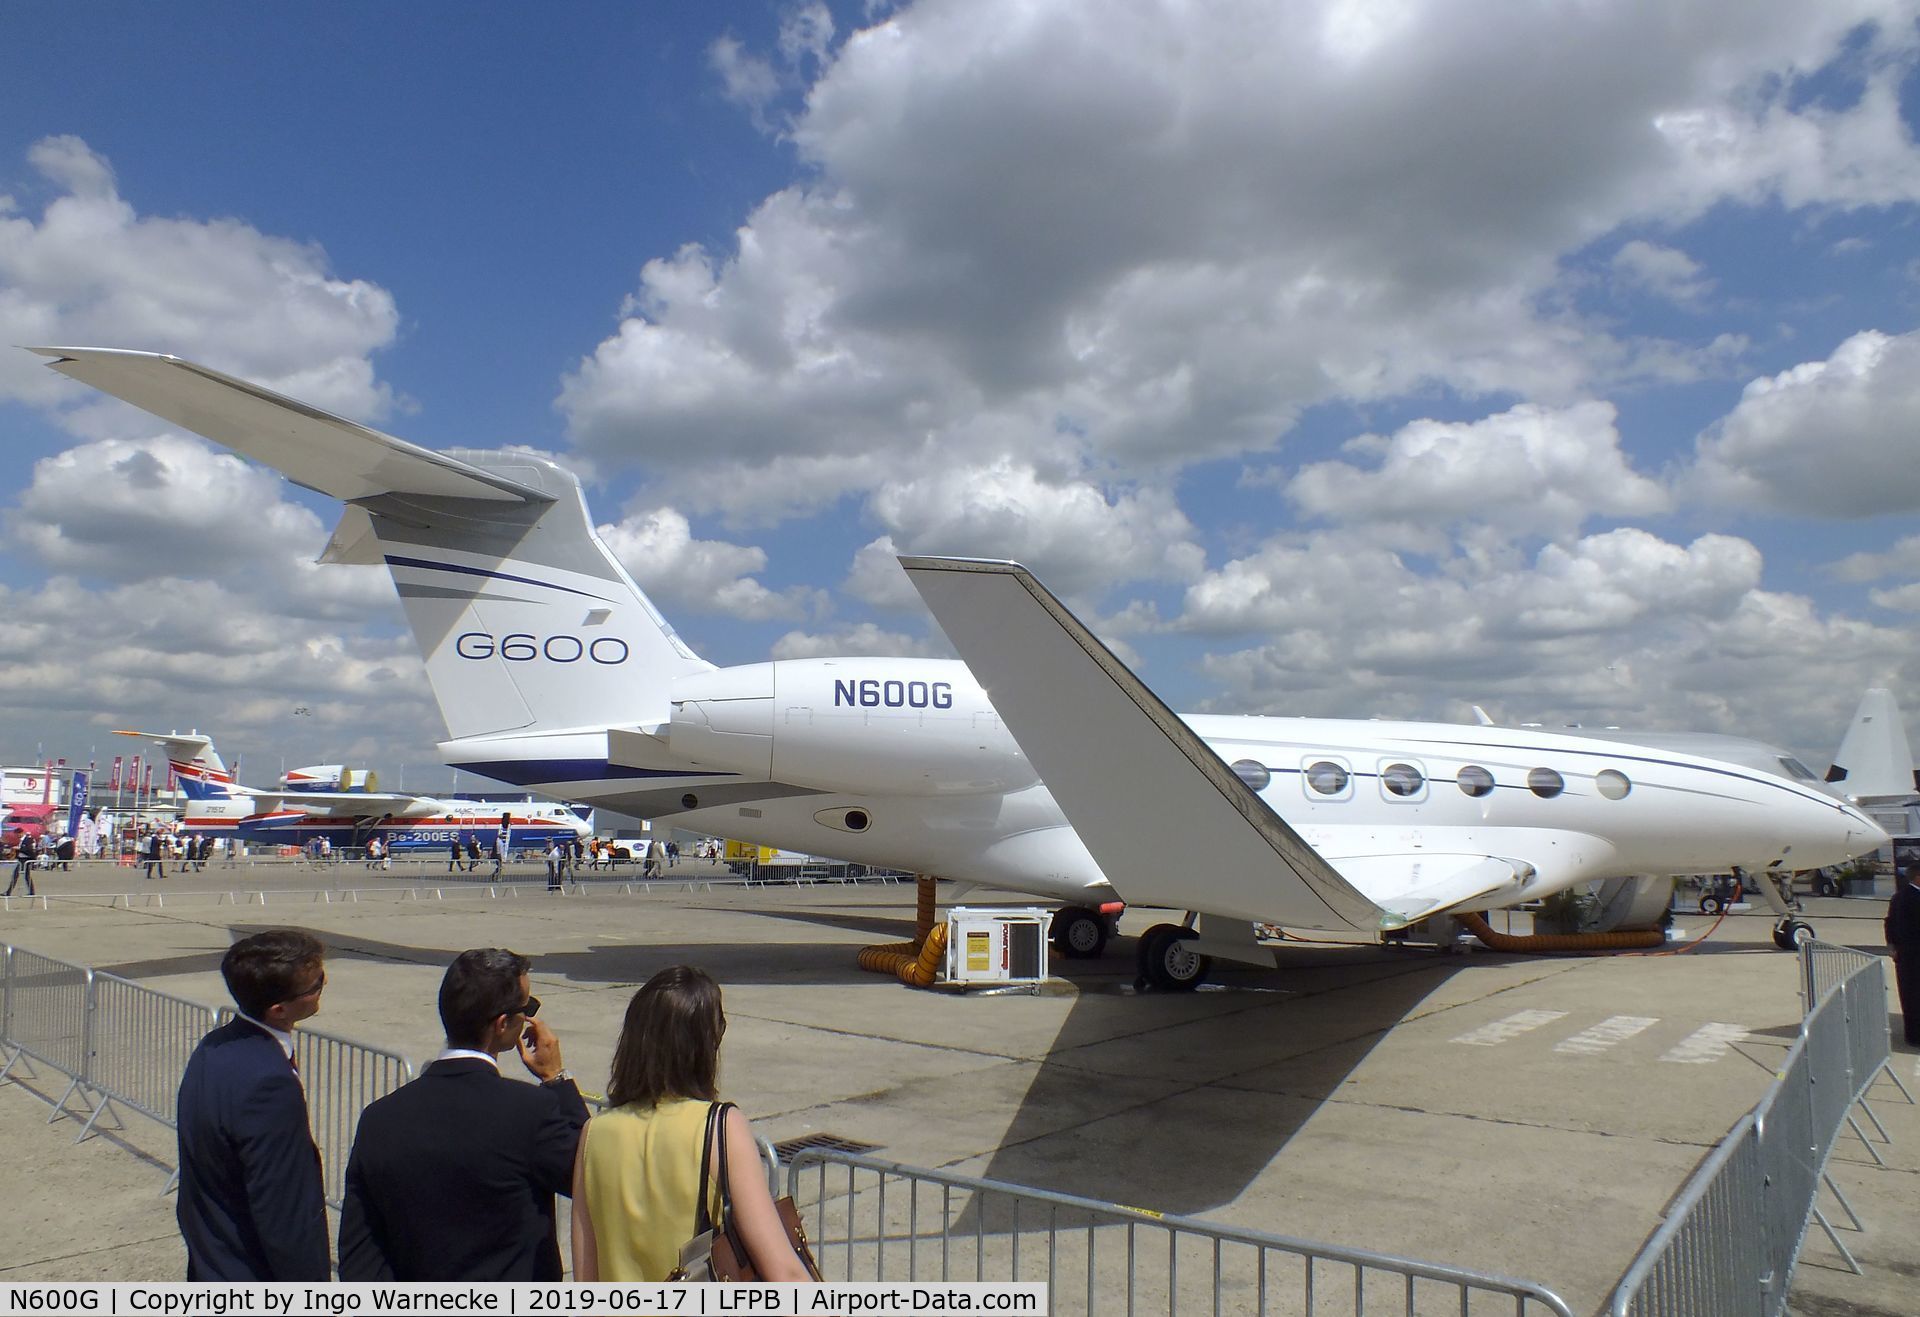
left=175, top=1019, right=330, bottom=1281
left=1888, top=880, right=1920, bottom=955
left=337, top=1058, right=590, bottom=1281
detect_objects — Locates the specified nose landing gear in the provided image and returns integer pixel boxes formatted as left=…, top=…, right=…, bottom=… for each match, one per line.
left=1772, top=918, right=1816, bottom=951
left=1732, top=865, right=1818, bottom=951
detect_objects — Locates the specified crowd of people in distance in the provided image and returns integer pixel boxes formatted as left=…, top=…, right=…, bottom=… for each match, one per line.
left=178, top=932, right=811, bottom=1283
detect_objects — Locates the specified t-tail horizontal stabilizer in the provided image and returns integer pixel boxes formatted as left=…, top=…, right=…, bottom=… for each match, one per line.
left=899, top=556, right=1392, bottom=933
left=30, top=348, right=549, bottom=505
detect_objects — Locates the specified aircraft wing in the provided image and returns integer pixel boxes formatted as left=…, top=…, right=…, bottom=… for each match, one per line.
left=1322, top=853, right=1529, bottom=924
left=256, top=791, right=448, bottom=819
left=31, top=348, right=549, bottom=504
left=901, top=556, right=1392, bottom=932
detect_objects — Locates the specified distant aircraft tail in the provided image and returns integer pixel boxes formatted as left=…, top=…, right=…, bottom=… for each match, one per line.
left=1827, top=687, right=1920, bottom=801
left=113, top=729, right=242, bottom=800
left=36, top=348, right=714, bottom=741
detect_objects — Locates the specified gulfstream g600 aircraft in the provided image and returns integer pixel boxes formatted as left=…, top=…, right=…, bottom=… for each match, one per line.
left=37, top=348, right=1887, bottom=987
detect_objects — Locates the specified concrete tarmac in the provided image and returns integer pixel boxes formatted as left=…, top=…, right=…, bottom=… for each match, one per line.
left=0, top=861, right=1914, bottom=1314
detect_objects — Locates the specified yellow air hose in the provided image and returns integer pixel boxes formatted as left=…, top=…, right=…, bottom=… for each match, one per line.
left=857, top=874, right=950, bottom=987
left=1454, top=909, right=1664, bottom=953
left=857, top=921, right=949, bottom=986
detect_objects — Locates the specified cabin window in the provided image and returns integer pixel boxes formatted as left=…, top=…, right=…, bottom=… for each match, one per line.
left=1595, top=769, right=1631, bottom=800
left=1305, top=761, right=1350, bottom=795
left=1381, top=763, right=1424, bottom=798
left=1456, top=765, right=1494, bottom=797
left=1231, top=759, right=1271, bottom=792
left=1527, top=767, right=1565, bottom=799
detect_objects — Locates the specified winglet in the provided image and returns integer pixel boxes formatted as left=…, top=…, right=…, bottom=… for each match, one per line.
left=31, top=347, right=551, bottom=504
left=901, top=555, right=1391, bottom=932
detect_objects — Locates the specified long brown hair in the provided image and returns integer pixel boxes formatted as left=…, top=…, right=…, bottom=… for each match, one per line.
left=607, top=965, right=725, bottom=1108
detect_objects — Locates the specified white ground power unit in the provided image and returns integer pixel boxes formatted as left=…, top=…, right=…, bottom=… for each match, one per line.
left=944, top=906, right=1052, bottom=989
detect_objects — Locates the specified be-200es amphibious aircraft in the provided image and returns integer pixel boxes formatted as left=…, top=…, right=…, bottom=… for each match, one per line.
left=114, top=727, right=592, bottom=854
left=37, top=348, right=1888, bottom=987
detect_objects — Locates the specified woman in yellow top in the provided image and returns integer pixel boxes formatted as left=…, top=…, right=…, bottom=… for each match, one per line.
left=571, top=966, right=811, bottom=1281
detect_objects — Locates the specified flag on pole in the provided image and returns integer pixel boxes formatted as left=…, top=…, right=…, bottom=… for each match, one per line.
left=109, top=756, right=122, bottom=792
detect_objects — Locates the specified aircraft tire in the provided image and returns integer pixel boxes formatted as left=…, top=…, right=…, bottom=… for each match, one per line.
left=1051, top=907, right=1109, bottom=958
left=1138, top=923, right=1210, bottom=992
left=1773, top=919, right=1816, bottom=952
left=1699, top=895, right=1723, bottom=916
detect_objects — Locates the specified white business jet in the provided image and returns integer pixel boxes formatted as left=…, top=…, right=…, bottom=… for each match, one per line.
left=35, top=348, right=1888, bottom=987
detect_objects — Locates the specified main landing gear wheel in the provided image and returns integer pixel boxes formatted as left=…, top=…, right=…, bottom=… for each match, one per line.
left=1699, top=894, right=1724, bottom=916
left=1050, top=906, right=1110, bottom=959
left=1134, top=923, right=1211, bottom=993
left=1772, top=919, right=1816, bottom=951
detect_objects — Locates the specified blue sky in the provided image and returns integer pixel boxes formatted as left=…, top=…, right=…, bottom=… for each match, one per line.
left=3, top=1, right=1920, bottom=790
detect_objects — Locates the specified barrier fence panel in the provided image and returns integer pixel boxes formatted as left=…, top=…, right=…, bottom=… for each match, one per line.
left=1753, top=1042, right=1819, bottom=1299
left=1613, top=943, right=1897, bottom=1315
left=80, top=974, right=219, bottom=1142
left=790, top=1149, right=1573, bottom=1316
left=1799, top=942, right=1877, bottom=1018
left=1608, top=1117, right=1766, bottom=1317
left=294, top=1022, right=414, bottom=1210
left=0, top=944, right=93, bottom=1118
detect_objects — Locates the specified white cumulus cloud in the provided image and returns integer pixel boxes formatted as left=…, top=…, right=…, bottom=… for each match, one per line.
left=1689, top=329, right=1920, bottom=515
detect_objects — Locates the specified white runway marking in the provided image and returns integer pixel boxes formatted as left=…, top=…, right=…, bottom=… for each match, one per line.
left=1554, top=1015, right=1658, bottom=1056
left=1451, top=1009, right=1568, bottom=1046
left=1660, top=1023, right=1750, bottom=1064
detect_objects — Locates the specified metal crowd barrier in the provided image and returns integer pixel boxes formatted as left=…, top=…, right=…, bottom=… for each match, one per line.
left=80, top=974, right=219, bottom=1148
left=788, top=1149, right=1572, bottom=1316
left=0, top=941, right=414, bottom=1209
left=0, top=945, right=93, bottom=1117
left=217, top=1007, right=415, bottom=1208
left=1608, top=941, right=1905, bottom=1316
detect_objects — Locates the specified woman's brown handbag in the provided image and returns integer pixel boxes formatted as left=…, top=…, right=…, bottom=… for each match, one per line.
left=671, top=1103, right=824, bottom=1282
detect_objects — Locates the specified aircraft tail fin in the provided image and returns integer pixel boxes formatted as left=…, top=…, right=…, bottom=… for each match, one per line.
left=38, top=348, right=713, bottom=739
left=113, top=729, right=240, bottom=800
left=1827, top=687, right=1919, bottom=801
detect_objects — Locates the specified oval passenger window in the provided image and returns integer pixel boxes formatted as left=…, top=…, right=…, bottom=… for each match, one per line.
left=1306, top=761, right=1349, bottom=794
left=1595, top=769, right=1631, bottom=800
left=1456, top=765, right=1494, bottom=797
left=1231, top=759, right=1271, bottom=792
left=1527, top=767, right=1565, bottom=799
left=1382, top=763, right=1424, bottom=797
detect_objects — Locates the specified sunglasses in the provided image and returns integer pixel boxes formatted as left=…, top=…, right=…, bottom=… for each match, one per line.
left=280, top=973, right=326, bottom=1004
left=508, top=995, right=541, bottom=1020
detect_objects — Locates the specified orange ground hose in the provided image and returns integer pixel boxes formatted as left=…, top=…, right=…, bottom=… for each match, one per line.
left=856, top=921, right=949, bottom=986
left=1454, top=909, right=1664, bottom=953
left=915, top=875, right=937, bottom=944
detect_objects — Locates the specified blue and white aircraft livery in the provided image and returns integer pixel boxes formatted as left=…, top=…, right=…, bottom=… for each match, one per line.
left=48, top=348, right=1887, bottom=988
left=113, top=728, right=591, bottom=854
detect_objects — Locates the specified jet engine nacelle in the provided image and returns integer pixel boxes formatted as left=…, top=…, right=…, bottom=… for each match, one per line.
left=283, top=764, right=378, bottom=793
left=667, top=658, right=1036, bottom=797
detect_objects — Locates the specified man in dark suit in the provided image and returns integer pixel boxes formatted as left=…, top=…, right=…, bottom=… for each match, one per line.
left=1887, top=866, right=1920, bottom=1046
left=338, top=948, right=588, bottom=1280
left=176, top=929, right=331, bottom=1281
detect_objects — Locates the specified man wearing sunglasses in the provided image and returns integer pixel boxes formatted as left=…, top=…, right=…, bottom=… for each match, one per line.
left=338, top=947, right=589, bottom=1281
left=176, top=929, right=331, bottom=1281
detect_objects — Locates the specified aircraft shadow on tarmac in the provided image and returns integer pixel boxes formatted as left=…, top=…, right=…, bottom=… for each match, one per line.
left=964, top=945, right=1469, bottom=1217
left=181, top=910, right=1467, bottom=1217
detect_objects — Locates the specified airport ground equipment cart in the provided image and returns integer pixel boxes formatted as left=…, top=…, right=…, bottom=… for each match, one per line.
left=944, top=906, right=1051, bottom=991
